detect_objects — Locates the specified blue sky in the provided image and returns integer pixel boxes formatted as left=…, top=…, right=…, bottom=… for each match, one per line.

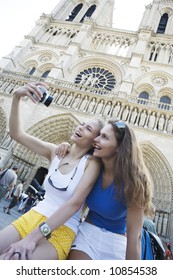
left=0, top=0, right=151, bottom=59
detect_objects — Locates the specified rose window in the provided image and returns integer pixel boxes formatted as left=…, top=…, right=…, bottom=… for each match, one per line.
left=75, top=67, right=116, bottom=91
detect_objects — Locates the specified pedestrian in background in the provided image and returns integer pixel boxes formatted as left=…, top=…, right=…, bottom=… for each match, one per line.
left=0, top=166, right=19, bottom=201
left=165, top=243, right=172, bottom=260
left=3, top=180, right=25, bottom=215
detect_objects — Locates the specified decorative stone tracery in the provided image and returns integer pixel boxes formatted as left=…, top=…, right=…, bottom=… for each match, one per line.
left=141, top=141, right=173, bottom=212
left=141, top=141, right=173, bottom=239
left=74, top=67, right=117, bottom=91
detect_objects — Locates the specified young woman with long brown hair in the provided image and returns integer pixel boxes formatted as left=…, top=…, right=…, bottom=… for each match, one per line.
left=59, top=120, right=153, bottom=259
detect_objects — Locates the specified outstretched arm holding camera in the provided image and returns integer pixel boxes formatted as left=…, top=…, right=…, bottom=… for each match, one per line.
left=9, top=82, right=56, bottom=161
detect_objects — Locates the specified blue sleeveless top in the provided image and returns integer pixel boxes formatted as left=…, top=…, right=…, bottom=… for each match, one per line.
left=86, top=171, right=127, bottom=234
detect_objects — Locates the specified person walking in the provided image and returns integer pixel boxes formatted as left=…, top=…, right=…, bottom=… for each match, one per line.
left=0, top=166, right=19, bottom=202
left=165, top=243, right=172, bottom=260
left=23, top=192, right=38, bottom=213
left=3, top=180, right=25, bottom=215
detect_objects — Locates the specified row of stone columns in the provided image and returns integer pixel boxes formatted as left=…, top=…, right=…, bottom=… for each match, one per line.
left=147, top=41, right=173, bottom=65
left=53, top=89, right=173, bottom=134
left=91, top=33, right=134, bottom=57
left=1, top=76, right=173, bottom=134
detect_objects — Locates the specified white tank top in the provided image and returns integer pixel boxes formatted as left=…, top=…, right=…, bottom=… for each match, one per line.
left=33, top=154, right=89, bottom=234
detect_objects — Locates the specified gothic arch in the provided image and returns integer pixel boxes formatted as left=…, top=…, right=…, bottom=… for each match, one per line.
left=134, top=83, right=154, bottom=97
left=80, top=4, right=96, bottom=23
left=69, top=56, right=125, bottom=85
left=12, top=113, right=80, bottom=165
left=135, top=70, right=173, bottom=87
left=20, top=50, right=60, bottom=69
left=66, top=3, right=83, bottom=21
left=28, top=66, right=36, bottom=75
left=157, top=12, right=168, bottom=34
left=41, top=70, right=51, bottom=78
left=158, top=7, right=173, bottom=17
left=24, top=60, right=38, bottom=74
left=158, top=87, right=173, bottom=100
left=24, top=59, right=38, bottom=66
left=0, top=106, right=7, bottom=143
left=38, top=64, right=54, bottom=74
left=140, top=141, right=173, bottom=212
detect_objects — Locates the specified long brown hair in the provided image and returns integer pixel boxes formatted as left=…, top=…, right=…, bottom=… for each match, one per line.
left=109, top=119, right=153, bottom=216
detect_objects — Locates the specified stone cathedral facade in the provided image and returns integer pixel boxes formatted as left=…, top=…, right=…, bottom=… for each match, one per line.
left=0, top=0, right=173, bottom=246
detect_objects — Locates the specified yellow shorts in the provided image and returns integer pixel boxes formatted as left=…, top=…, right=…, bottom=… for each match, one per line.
left=12, top=209, right=76, bottom=260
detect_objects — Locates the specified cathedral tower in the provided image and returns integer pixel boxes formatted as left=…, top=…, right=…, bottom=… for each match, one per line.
left=139, top=0, right=173, bottom=35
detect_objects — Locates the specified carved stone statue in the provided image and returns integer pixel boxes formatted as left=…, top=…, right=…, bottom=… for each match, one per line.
left=64, top=93, right=73, bottom=107
left=162, top=213, right=168, bottom=236
left=148, top=112, right=156, bottom=129
left=57, top=92, right=66, bottom=105
left=80, top=96, right=89, bottom=111
left=130, top=108, right=138, bottom=124
left=158, top=114, right=165, bottom=131
left=88, top=98, right=96, bottom=113
left=154, top=211, right=159, bottom=229
left=112, top=102, right=121, bottom=118
left=167, top=116, right=173, bottom=134
left=139, top=110, right=147, bottom=127
left=72, top=94, right=81, bottom=109
left=95, top=99, right=104, bottom=115
left=122, top=106, right=129, bottom=121
left=103, top=101, right=112, bottom=116
left=157, top=212, right=163, bottom=235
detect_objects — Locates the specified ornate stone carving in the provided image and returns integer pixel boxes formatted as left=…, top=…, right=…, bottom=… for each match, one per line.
left=151, top=76, right=168, bottom=87
left=75, top=67, right=116, bottom=92
left=39, top=54, right=52, bottom=63
left=139, top=110, right=147, bottom=127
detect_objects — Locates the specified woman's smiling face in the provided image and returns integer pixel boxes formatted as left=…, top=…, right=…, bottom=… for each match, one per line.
left=71, top=119, right=102, bottom=149
left=93, top=124, right=118, bottom=159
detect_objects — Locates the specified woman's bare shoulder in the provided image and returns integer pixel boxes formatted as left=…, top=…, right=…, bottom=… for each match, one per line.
left=85, top=154, right=102, bottom=167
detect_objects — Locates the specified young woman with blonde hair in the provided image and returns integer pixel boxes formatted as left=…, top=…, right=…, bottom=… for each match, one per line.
left=0, top=82, right=103, bottom=260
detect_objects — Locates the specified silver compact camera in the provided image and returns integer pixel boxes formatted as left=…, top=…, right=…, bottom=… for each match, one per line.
left=36, top=86, right=53, bottom=107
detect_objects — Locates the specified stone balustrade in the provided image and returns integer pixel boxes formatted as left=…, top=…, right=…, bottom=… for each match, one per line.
left=0, top=73, right=173, bottom=135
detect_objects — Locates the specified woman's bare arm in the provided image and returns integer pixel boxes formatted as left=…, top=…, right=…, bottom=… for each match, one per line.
left=126, top=206, right=144, bottom=259
left=3, top=156, right=101, bottom=259
left=9, top=83, right=56, bottom=161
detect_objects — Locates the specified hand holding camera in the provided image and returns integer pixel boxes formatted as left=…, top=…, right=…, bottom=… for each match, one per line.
left=33, top=85, right=53, bottom=107
left=13, top=83, right=53, bottom=107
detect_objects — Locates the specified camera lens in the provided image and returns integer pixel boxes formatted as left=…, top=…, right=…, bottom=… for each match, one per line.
left=43, top=95, right=53, bottom=107
left=37, top=86, right=53, bottom=107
